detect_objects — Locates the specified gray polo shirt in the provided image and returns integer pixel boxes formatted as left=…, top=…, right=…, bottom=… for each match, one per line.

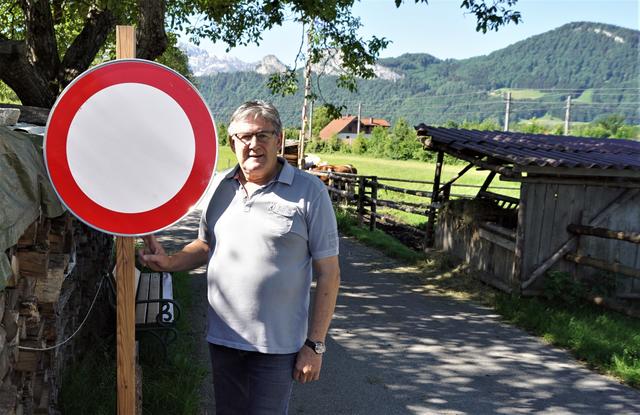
left=198, top=159, right=339, bottom=353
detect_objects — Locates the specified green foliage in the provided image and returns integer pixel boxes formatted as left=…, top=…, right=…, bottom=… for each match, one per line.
left=326, top=133, right=341, bottom=152
left=311, top=105, right=334, bottom=137
left=284, top=127, right=300, bottom=141
left=60, top=272, right=206, bottom=414
left=60, top=338, right=116, bottom=414
left=543, top=271, right=586, bottom=305
left=305, top=137, right=324, bottom=152
left=0, top=81, right=19, bottom=104
left=494, top=293, right=640, bottom=387
left=351, top=134, right=367, bottom=154
left=217, top=122, right=229, bottom=146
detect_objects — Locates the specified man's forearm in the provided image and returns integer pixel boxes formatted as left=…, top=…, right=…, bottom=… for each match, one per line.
left=166, top=239, right=209, bottom=272
left=308, top=257, right=341, bottom=342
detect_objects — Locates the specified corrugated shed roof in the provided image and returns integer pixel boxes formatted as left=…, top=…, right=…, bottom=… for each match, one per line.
left=419, top=126, right=640, bottom=172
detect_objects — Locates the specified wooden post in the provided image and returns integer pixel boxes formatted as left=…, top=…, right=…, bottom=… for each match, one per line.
left=511, top=183, right=527, bottom=293
left=564, top=95, right=572, bottom=136
left=369, top=176, right=378, bottom=231
left=503, top=92, right=511, bottom=132
left=115, top=25, right=137, bottom=415
left=425, top=151, right=444, bottom=248
left=357, top=176, right=366, bottom=226
left=356, top=103, right=361, bottom=136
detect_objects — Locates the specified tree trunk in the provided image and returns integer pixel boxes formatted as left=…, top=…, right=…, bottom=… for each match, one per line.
left=0, top=38, right=56, bottom=107
left=136, top=0, right=168, bottom=60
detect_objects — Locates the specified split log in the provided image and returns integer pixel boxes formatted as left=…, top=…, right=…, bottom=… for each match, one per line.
left=4, top=248, right=19, bottom=288
left=15, top=340, right=43, bottom=372
left=16, top=251, right=49, bottom=278
left=35, top=254, right=69, bottom=312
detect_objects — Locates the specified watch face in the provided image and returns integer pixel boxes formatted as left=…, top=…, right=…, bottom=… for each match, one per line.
left=315, top=342, right=326, bottom=354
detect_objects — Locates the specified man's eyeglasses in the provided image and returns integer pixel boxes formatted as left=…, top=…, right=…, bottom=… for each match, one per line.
left=231, top=131, right=276, bottom=145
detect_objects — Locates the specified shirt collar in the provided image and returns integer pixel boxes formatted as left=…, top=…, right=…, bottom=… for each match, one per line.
left=223, top=157, right=294, bottom=186
left=276, top=157, right=294, bottom=185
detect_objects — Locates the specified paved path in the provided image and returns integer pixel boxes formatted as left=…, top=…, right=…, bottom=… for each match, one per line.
left=158, top=211, right=640, bottom=415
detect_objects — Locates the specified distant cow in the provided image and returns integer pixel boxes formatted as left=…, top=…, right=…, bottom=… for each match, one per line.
left=312, top=164, right=358, bottom=184
left=311, top=164, right=358, bottom=202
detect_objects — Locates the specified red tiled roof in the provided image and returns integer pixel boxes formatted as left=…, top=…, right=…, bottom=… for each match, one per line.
left=319, top=116, right=357, bottom=140
left=319, top=116, right=390, bottom=139
left=419, top=125, right=640, bottom=173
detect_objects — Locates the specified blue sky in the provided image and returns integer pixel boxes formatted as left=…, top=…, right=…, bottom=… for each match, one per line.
left=189, top=0, right=639, bottom=63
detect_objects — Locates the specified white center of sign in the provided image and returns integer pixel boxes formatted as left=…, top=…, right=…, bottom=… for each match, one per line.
left=66, top=83, right=196, bottom=213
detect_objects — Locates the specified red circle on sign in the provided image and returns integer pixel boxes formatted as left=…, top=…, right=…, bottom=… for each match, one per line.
left=45, top=59, right=217, bottom=236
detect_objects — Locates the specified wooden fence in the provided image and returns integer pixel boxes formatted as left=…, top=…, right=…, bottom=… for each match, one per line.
left=307, top=170, right=516, bottom=246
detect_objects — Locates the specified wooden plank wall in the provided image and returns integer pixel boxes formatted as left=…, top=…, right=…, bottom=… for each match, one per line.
left=436, top=215, right=515, bottom=293
left=520, top=183, right=640, bottom=296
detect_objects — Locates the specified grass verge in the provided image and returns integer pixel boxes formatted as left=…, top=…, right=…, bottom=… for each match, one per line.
left=336, top=208, right=640, bottom=388
left=60, top=271, right=207, bottom=414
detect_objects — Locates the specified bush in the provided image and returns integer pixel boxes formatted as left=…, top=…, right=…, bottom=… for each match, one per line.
left=544, top=271, right=586, bottom=306
left=327, top=134, right=341, bottom=152
left=352, top=134, right=367, bottom=154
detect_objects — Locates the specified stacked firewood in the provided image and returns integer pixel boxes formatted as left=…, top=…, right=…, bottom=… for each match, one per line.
left=0, top=213, right=113, bottom=414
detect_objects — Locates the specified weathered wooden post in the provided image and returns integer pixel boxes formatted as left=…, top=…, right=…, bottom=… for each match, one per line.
left=425, top=151, right=444, bottom=248
left=357, top=176, right=366, bottom=225
left=115, top=25, right=137, bottom=415
left=369, top=176, right=378, bottom=231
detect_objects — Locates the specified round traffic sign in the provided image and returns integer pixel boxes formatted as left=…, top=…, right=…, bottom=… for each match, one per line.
left=45, top=59, right=217, bottom=236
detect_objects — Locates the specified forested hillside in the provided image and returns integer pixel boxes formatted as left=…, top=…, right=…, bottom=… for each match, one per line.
left=197, top=22, right=639, bottom=126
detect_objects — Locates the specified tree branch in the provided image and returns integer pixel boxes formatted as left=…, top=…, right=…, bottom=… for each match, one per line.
left=59, top=7, right=116, bottom=86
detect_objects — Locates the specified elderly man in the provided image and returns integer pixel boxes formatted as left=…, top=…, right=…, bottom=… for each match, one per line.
left=139, top=100, right=340, bottom=414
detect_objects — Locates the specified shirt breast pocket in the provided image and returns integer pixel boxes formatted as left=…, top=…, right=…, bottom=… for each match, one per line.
left=266, top=203, right=296, bottom=235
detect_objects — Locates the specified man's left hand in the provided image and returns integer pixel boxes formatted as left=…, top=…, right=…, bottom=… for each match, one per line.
left=293, top=345, right=323, bottom=383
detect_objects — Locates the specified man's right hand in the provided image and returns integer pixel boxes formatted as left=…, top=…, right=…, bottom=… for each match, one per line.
left=138, top=235, right=171, bottom=271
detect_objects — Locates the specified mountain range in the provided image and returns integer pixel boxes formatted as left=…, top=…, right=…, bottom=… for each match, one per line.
left=185, top=22, right=639, bottom=127
left=181, top=42, right=403, bottom=81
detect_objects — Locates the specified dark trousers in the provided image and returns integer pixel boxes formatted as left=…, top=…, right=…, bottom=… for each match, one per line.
left=209, top=343, right=297, bottom=415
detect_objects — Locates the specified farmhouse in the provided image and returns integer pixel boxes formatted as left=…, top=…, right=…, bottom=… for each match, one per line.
left=416, top=124, right=640, bottom=316
left=319, top=115, right=390, bottom=142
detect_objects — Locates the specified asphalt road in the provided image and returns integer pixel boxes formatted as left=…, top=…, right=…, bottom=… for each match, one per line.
left=157, top=211, right=640, bottom=415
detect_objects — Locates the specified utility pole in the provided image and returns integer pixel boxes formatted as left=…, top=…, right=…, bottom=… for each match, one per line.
left=298, top=20, right=314, bottom=169
left=503, top=92, right=511, bottom=132
left=308, top=100, right=314, bottom=140
left=564, top=95, right=572, bottom=136
left=356, top=102, right=362, bottom=136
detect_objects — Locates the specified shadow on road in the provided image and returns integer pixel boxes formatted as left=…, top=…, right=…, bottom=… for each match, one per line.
left=291, top=237, right=640, bottom=415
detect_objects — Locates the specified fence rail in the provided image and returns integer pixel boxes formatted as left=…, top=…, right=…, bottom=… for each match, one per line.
left=307, top=169, right=496, bottom=245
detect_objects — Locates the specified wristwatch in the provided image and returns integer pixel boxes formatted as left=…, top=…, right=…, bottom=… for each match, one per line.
left=304, top=338, right=326, bottom=354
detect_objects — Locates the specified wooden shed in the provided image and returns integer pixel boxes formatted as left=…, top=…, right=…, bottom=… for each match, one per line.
left=417, top=125, right=640, bottom=315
